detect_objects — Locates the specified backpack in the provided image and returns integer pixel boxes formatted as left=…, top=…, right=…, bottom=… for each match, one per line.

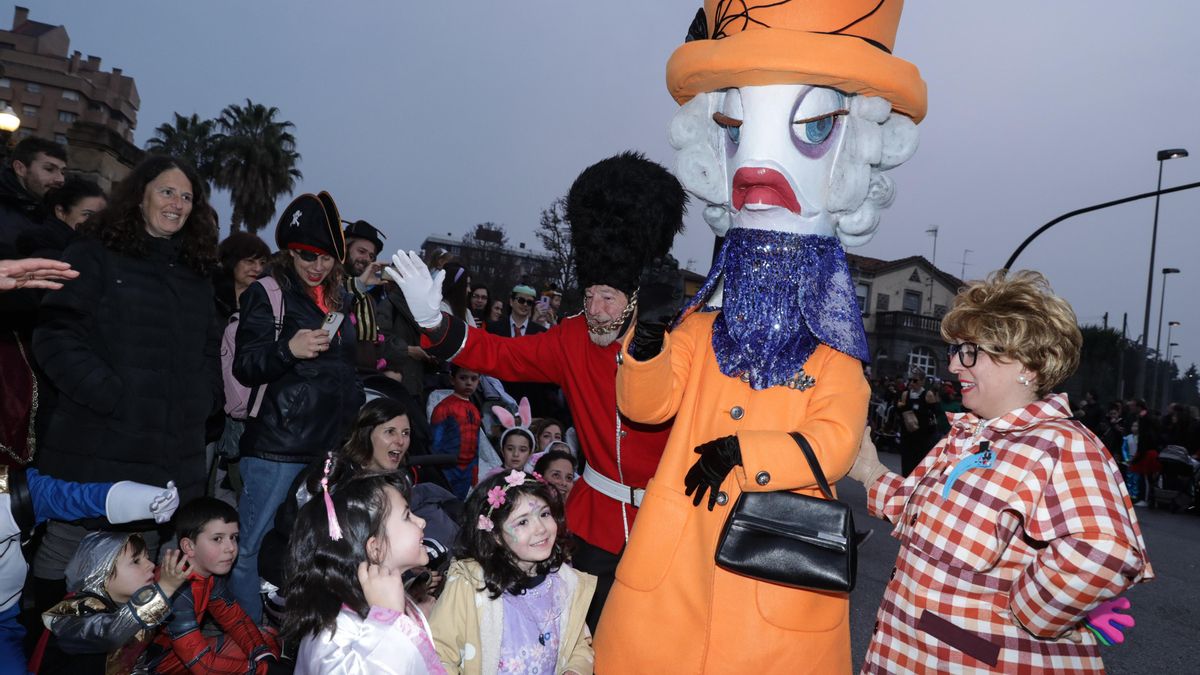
left=221, top=276, right=284, bottom=419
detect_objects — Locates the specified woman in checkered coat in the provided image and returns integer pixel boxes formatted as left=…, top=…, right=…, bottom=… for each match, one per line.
left=848, top=270, right=1152, bottom=674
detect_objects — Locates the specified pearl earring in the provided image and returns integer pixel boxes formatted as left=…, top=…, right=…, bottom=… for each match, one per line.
left=1017, top=374, right=1030, bottom=387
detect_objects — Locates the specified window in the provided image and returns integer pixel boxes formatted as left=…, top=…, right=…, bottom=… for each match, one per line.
left=908, top=269, right=921, bottom=283
left=54, top=133, right=68, bottom=145
left=907, top=346, right=937, bottom=377
left=876, top=293, right=890, bottom=312
left=16, top=129, right=32, bottom=139
left=855, top=282, right=870, bottom=316
left=58, top=111, right=77, bottom=123
left=902, top=290, right=922, bottom=313
left=22, top=105, right=38, bottom=117
left=934, top=304, right=948, bottom=318
left=26, top=83, right=40, bottom=93
left=0, top=78, right=10, bottom=88
left=61, top=90, right=79, bottom=102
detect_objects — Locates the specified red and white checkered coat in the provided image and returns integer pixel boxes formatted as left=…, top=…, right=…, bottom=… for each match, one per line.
left=863, top=394, right=1152, bottom=674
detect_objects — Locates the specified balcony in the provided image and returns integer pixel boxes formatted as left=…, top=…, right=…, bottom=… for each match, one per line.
left=873, top=311, right=942, bottom=336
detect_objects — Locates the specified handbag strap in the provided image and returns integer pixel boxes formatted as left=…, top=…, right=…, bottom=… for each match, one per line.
left=788, top=432, right=835, bottom=501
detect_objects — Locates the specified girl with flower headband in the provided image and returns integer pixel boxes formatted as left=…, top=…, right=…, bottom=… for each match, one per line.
left=282, top=472, right=444, bottom=674
left=429, top=470, right=595, bottom=674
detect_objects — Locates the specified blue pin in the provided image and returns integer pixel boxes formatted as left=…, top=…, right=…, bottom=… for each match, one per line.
left=942, top=441, right=992, bottom=498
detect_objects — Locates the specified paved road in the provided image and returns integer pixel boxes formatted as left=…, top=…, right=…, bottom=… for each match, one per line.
left=844, top=450, right=1198, bottom=673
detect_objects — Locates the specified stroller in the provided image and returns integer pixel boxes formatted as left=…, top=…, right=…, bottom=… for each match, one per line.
left=1153, top=445, right=1200, bottom=512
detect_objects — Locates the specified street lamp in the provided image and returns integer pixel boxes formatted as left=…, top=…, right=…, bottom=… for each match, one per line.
left=1151, top=267, right=1181, bottom=407
left=1161, top=321, right=1181, bottom=408
left=0, top=102, right=19, bottom=159
left=1137, top=148, right=1188, bottom=399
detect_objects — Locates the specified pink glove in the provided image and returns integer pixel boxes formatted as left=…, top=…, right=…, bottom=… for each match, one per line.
left=1085, top=596, right=1134, bottom=645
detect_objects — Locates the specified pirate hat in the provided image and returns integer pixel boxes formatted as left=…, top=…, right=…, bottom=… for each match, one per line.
left=275, top=191, right=346, bottom=261
left=567, top=152, right=686, bottom=297
left=667, top=0, right=927, bottom=122
left=342, top=219, right=386, bottom=255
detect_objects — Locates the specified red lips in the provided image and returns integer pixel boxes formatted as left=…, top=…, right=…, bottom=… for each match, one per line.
left=731, top=167, right=802, bottom=214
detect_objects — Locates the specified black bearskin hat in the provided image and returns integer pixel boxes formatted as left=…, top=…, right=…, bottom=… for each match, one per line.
left=567, top=151, right=686, bottom=297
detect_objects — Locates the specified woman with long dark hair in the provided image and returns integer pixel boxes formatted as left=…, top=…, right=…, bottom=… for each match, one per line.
left=469, top=283, right=490, bottom=326
left=230, top=192, right=363, bottom=622
left=439, top=261, right=473, bottom=326
left=16, top=176, right=106, bottom=258
left=32, top=155, right=220, bottom=599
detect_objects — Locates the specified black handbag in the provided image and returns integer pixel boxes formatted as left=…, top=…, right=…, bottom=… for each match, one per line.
left=715, top=431, right=857, bottom=592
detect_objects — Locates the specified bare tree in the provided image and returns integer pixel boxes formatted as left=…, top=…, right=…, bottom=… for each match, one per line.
left=535, top=196, right=576, bottom=293
left=462, top=222, right=511, bottom=287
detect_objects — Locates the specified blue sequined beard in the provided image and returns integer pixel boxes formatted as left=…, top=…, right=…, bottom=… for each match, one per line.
left=677, top=228, right=870, bottom=390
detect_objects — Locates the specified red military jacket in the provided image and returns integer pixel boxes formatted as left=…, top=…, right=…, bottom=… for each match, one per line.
left=424, top=313, right=670, bottom=553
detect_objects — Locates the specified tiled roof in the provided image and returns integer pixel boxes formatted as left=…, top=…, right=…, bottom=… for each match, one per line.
left=847, top=253, right=963, bottom=290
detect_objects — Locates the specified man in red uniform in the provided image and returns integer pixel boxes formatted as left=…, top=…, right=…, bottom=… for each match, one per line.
left=387, top=152, right=686, bottom=628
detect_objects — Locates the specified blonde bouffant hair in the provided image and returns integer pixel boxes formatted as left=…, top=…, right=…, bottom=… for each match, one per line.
left=940, top=270, right=1081, bottom=397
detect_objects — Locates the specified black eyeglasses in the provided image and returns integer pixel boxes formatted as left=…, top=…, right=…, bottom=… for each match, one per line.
left=512, top=296, right=534, bottom=306
left=946, top=342, right=980, bottom=368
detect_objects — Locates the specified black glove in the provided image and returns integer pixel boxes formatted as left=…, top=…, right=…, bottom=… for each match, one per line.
left=683, top=435, right=742, bottom=510
left=628, top=320, right=668, bottom=361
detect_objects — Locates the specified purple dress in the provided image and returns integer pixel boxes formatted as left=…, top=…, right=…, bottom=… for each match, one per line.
left=497, top=571, right=566, bottom=674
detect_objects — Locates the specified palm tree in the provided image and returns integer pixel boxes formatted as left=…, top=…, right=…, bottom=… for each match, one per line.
left=213, top=99, right=302, bottom=233
left=144, top=113, right=221, bottom=184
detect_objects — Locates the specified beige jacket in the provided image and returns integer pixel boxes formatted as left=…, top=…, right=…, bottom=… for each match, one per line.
left=429, top=559, right=595, bottom=675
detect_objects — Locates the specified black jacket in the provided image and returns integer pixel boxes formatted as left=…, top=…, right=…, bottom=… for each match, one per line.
left=233, top=268, right=363, bottom=463
left=33, top=235, right=221, bottom=502
left=0, top=167, right=41, bottom=250
left=486, top=314, right=546, bottom=338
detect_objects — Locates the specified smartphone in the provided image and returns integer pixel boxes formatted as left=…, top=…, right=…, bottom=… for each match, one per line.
left=321, top=311, right=344, bottom=337
left=537, top=296, right=550, bottom=310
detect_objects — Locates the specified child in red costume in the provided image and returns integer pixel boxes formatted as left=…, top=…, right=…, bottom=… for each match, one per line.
left=145, top=498, right=282, bottom=674
left=431, top=365, right=483, bottom=499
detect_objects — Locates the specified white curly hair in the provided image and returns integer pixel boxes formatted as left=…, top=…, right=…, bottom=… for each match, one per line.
left=667, top=88, right=919, bottom=247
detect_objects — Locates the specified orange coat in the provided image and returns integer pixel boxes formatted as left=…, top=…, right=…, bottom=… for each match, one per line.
left=594, top=310, right=867, bottom=674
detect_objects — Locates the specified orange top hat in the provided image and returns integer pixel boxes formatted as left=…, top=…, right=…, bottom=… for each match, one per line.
left=666, top=0, right=927, bottom=122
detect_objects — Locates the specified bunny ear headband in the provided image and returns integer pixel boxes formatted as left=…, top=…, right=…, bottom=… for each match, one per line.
left=492, top=397, right=535, bottom=448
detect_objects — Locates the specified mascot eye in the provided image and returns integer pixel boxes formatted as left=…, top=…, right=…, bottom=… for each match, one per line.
left=792, top=111, right=845, bottom=146
left=712, top=112, right=742, bottom=145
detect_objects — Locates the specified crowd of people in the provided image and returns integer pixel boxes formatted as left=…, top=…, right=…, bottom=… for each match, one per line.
left=0, top=139, right=599, bottom=674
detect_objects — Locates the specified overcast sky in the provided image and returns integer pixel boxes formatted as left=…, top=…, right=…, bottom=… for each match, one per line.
left=25, top=1, right=1200, bottom=373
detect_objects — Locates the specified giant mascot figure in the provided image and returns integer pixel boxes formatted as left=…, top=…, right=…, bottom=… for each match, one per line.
left=594, top=1, right=925, bottom=672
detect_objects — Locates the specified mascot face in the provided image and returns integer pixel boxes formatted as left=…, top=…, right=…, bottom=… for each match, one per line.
left=715, top=84, right=847, bottom=238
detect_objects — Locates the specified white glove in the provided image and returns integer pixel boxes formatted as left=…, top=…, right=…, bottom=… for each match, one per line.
left=384, top=250, right=446, bottom=329
left=106, top=480, right=180, bottom=525
left=847, top=429, right=889, bottom=486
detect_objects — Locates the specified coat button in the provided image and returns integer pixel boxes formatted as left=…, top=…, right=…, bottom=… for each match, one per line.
left=715, top=491, right=728, bottom=506
left=730, top=406, right=745, bottom=420
left=619, top=430, right=628, bottom=439
left=890, top=567, right=896, bottom=580
left=910, top=514, right=918, bottom=526
left=615, top=351, right=624, bottom=365
left=755, top=471, right=770, bottom=486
